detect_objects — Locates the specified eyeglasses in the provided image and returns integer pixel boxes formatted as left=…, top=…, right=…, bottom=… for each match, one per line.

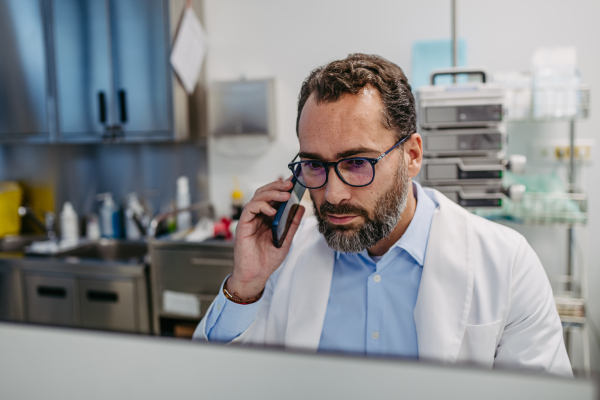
left=288, top=134, right=412, bottom=189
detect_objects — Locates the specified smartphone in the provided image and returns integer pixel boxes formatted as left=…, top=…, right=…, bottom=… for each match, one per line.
left=271, top=177, right=306, bottom=248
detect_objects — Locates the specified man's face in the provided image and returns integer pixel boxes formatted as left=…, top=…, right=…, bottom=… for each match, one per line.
left=297, top=87, right=411, bottom=253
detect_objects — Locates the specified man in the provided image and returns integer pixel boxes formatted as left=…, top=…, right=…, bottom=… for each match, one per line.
left=193, top=54, right=572, bottom=376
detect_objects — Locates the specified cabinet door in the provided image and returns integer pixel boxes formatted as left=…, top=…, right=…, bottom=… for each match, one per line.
left=25, top=275, right=77, bottom=326
left=109, top=0, right=172, bottom=140
left=0, top=267, right=12, bottom=321
left=0, top=0, right=50, bottom=141
left=79, top=278, right=136, bottom=332
left=52, top=0, right=113, bottom=141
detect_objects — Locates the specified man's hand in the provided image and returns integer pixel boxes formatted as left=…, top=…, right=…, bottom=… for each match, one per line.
left=226, top=179, right=305, bottom=299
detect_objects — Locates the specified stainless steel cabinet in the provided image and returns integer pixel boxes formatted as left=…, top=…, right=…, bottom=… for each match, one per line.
left=0, top=267, right=14, bottom=320
left=25, top=274, right=77, bottom=326
left=52, top=0, right=172, bottom=142
left=0, top=0, right=51, bottom=141
left=79, top=278, right=136, bottom=332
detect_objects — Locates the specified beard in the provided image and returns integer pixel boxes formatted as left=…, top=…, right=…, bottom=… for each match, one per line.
left=313, top=161, right=411, bottom=253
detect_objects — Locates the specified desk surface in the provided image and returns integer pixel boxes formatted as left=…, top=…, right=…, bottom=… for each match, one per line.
left=0, top=322, right=595, bottom=400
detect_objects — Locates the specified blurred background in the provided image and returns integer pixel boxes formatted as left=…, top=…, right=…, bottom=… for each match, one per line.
left=0, top=0, right=598, bottom=377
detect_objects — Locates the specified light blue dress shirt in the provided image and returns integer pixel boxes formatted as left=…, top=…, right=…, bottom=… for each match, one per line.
left=203, top=182, right=437, bottom=359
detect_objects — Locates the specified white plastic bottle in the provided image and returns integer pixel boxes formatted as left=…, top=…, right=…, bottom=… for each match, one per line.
left=60, top=201, right=79, bottom=244
left=176, top=176, right=192, bottom=232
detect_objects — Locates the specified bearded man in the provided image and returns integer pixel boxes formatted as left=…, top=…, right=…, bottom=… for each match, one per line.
left=193, top=54, right=572, bottom=376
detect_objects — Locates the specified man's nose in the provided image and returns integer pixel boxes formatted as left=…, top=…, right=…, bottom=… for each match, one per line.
left=323, top=168, right=352, bottom=205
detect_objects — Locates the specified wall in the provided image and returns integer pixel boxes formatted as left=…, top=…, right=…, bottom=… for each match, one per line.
left=202, top=0, right=600, bottom=372
left=0, top=143, right=209, bottom=224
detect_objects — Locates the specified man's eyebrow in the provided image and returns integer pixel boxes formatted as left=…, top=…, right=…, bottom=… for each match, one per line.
left=298, top=147, right=381, bottom=161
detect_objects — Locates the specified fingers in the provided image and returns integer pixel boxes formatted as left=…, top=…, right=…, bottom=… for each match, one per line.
left=255, top=180, right=293, bottom=196
left=252, top=189, right=291, bottom=204
left=282, top=205, right=305, bottom=249
left=240, top=200, right=276, bottom=223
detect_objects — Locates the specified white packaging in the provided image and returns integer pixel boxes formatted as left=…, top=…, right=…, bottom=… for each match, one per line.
left=60, top=201, right=79, bottom=244
left=176, top=176, right=192, bottom=232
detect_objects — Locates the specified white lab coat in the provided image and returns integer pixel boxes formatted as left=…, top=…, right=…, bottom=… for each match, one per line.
left=195, top=188, right=572, bottom=377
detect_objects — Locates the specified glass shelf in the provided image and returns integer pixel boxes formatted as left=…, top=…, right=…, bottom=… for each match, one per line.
left=475, top=191, right=587, bottom=226
left=503, top=84, right=590, bottom=122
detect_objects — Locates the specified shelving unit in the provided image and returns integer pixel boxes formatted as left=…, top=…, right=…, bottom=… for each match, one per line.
left=477, top=83, right=591, bottom=375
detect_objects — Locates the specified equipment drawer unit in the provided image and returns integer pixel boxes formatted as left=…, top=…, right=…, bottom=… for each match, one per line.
left=24, top=274, right=77, bottom=327
left=421, top=157, right=505, bottom=186
left=423, top=128, right=506, bottom=158
left=79, top=278, right=136, bottom=332
left=417, top=83, right=505, bottom=130
left=428, top=185, right=505, bottom=209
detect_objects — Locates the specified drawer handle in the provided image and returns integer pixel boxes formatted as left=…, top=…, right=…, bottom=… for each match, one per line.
left=37, top=286, right=67, bottom=299
left=87, top=290, right=118, bottom=303
left=190, top=258, right=233, bottom=267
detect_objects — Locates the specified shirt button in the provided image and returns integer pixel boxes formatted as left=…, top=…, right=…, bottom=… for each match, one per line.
left=372, top=331, right=380, bottom=340
left=216, top=302, right=222, bottom=311
left=373, top=275, right=381, bottom=283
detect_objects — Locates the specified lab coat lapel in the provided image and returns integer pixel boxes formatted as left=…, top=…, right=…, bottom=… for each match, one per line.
left=285, top=235, right=335, bottom=351
left=414, top=190, right=474, bottom=363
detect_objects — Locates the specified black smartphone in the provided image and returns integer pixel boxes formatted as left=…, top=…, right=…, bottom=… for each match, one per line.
left=271, top=177, right=306, bottom=248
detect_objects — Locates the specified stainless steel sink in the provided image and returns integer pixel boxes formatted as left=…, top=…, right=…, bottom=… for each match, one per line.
left=0, top=235, right=47, bottom=253
left=55, top=239, right=148, bottom=263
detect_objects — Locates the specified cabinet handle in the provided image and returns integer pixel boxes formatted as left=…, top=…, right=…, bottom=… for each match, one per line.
left=87, top=290, right=119, bottom=303
left=98, top=92, right=107, bottom=123
left=190, top=258, right=233, bottom=267
left=37, top=286, right=67, bottom=299
left=118, top=90, right=127, bottom=123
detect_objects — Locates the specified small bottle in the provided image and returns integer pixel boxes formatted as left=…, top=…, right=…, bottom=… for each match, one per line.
left=176, top=176, right=192, bottom=232
left=231, top=176, right=243, bottom=220
left=60, top=201, right=79, bottom=244
left=86, top=214, right=101, bottom=241
left=231, top=189, right=243, bottom=220
left=98, top=193, right=119, bottom=238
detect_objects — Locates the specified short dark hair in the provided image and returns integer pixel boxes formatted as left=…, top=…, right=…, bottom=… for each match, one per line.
left=296, top=54, right=416, bottom=141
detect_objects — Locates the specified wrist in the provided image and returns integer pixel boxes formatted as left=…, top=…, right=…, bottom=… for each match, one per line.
left=225, top=275, right=266, bottom=300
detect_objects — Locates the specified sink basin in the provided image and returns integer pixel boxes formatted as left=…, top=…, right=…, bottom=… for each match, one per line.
left=57, top=239, right=148, bottom=263
left=27, top=239, right=149, bottom=263
left=0, top=235, right=47, bottom=253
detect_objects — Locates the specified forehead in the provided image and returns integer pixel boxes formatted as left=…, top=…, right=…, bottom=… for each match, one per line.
left=297, top=87, right=396, bottom=159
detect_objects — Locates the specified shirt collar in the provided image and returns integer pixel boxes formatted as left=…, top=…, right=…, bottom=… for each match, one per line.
left=392, top=181, right=436, bottom=266
left=334, top=181, right=437, bottom=266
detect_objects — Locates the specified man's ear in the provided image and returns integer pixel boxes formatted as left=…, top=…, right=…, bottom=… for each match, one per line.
left=405, top=133, right=423, bottom=178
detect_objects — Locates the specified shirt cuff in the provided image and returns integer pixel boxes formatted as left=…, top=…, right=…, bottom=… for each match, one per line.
left=205, top=275, right=262, bottom=341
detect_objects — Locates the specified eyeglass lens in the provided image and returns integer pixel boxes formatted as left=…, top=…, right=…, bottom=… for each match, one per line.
left=294, top=159, right=373, bottom=188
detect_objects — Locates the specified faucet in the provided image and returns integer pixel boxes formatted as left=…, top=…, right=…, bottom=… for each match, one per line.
left=18, top=206, right=57, bottom=240
left=147, top=201, right=214, bottom=239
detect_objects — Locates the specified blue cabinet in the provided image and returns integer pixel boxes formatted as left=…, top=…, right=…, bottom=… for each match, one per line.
left=0, top=0, right=52, bottom=142
left=0, top=0, right=177, bottom=143
left=52, top=0, right=173, bottom=142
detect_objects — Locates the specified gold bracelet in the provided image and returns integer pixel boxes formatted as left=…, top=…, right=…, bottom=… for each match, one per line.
left=223, top=282, right=264, bottom=305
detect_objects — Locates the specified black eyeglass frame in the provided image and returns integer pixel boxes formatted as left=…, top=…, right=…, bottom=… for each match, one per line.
left=288, top=133, right=413, bottom=189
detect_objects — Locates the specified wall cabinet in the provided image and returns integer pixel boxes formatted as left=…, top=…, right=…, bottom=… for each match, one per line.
left=52, top=0, right=172, bottom=142
left=0, top=0, right=52, bottom=142
left=0, top=0, right=195, bottom=143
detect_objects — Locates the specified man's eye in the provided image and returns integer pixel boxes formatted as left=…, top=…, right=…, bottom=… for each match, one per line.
left=347, top=159, right=365, bottom=166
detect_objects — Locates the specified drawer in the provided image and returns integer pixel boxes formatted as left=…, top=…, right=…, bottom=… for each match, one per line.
left=153, top=249, right=233, bottom=295
left=79, top=279, right=136, bottom=332
left=25, top=275, right=76, bottom=327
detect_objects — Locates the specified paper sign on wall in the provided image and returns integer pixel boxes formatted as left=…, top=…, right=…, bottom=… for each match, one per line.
left=170, top=7, right=207, bottom=94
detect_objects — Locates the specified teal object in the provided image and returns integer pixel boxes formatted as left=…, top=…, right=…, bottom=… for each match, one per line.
left=411, top=39, right=468, bottom=89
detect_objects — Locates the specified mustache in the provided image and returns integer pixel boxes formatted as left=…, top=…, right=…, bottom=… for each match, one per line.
left=318, top=201, right=369, bottom=219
